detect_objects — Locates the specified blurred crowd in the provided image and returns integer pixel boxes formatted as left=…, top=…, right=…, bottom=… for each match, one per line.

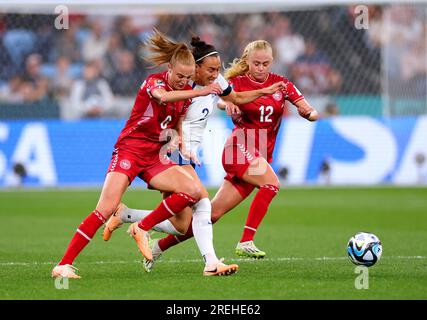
left=0, top=4, right=425, bottom=119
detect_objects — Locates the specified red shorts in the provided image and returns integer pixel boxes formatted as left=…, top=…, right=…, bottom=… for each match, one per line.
left=222, top=142, right=259, bottom=198
left=107, top=148, right=176, bottom=185
left=224, top=174, right=256, bottom=198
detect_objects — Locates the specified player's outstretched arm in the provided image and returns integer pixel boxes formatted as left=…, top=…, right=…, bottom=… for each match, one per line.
left=295, top=99, right=319, bottom=121
left=223, top=81, right=285, bottom=105
left=152, top=83, right=223, bottom=104
left=217, top=100, right=241, bottom=116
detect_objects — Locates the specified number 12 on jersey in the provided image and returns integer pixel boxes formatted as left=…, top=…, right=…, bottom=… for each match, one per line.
left=259, top=105, right=273, bottom=123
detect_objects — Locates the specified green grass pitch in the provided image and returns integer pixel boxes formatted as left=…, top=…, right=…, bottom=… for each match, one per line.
left=0, top=187, right=426, bottom=300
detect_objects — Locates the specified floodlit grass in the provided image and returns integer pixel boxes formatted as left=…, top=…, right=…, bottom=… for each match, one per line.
left=0, top=187, right=426, bottom=300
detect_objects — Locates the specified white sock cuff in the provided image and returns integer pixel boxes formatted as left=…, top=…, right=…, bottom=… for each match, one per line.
left=193, top=198, right=211, bottom=216
left=152, top=219, right=184, bottom=236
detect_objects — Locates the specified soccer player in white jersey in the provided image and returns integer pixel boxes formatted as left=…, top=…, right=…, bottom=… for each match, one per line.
left=103, top=36, right=284, bottom=274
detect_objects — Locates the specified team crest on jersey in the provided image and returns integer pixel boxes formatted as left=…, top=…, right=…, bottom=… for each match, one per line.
left=155, top=79, right=165, bottom=86
left=120, top=159, right=131, bottom=170
left=273, top=91, right=283, bottom=101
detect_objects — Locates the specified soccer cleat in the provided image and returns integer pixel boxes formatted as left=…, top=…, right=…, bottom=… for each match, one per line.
left=127, top=222, right=153, bottom=261
left=51, top=264, right=81, bottom=279
left=143, top=238, right=163, bottom=273
left=203, top=258, right=239, bottom=276
left=235, top=241, right=266, bottom=259
left=103, top=203, right=127, bottom=241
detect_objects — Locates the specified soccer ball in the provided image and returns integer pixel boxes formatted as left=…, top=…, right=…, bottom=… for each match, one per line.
left=347, top=232, right=382, bottom=267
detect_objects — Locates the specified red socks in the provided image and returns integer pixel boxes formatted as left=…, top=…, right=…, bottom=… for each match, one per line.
left=158, top=185, right=279, bottom=251
left=59, top=210, right=106, bottom=266
left=138, top=192, right=196, bottom=231
left=240, top=184, right=279, bottom=243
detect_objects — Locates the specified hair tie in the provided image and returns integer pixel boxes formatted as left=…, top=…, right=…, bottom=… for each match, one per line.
left=195, top=51, right=219, bottom=62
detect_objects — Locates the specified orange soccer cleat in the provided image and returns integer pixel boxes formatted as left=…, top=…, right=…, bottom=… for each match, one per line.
left=203, top=258, right=239, bottom=276
left=127, top=222, right=153, bottom=261
left=103, top=203, right=127, bottom=241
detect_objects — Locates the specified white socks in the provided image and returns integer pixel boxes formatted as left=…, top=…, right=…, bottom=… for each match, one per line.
left=122, top=207, right=184, bottom=236
left=123, top=198, right=219, bottom=265
left=192, top=198, right=219, bottom=265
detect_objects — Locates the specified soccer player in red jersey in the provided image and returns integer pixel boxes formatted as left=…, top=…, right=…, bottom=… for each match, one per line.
left=51, top=30, right=239, bottom=279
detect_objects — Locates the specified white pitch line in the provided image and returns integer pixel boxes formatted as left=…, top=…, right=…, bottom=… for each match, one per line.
left=0, top=256, right=425, bottom=267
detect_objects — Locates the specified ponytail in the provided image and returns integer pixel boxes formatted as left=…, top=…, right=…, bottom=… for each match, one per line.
left=145, top=29, right=195, bottom=67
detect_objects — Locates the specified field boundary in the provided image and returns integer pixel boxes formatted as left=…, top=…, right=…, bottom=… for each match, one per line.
left=1, top=255, right=425, bottom=267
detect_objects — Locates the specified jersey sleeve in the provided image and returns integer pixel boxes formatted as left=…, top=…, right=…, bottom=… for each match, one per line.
left=146, top=76, right=167, bottom=98
left=283, top=80, right=304, bottom=104
left=217, top=74, right=232, bottom=97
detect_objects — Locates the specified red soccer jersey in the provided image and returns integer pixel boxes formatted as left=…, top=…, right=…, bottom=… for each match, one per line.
left=228, top=73, right=304, bottom=163
left=114, top=71, right=192, bottom=159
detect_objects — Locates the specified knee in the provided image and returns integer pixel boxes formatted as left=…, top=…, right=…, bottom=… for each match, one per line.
left=95, top=203, right=118, bottom=219
left=180, top=182, right=202, bottom=201
left=265, top=177, right=280, bottom=190
left=175, top=224, right=189, bottom=235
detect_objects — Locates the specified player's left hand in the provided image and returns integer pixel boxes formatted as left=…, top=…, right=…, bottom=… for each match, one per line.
left=224, top=101, right=241, bottom=116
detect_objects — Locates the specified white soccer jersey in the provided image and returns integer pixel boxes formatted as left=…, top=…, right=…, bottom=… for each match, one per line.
left=182, top=74, right=231, bottom=153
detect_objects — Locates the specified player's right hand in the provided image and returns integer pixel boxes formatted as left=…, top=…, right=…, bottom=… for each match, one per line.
left=181, top=149, right=201, bottom=166
left=200, top=83, right=223, bottom=96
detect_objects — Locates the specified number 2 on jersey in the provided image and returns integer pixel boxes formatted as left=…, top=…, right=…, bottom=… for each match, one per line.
left=199, top=108, right=209, bottom=121
left=259, top=105, right=273, bottom=123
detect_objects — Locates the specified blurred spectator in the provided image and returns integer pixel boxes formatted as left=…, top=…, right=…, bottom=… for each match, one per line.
left=4, top=162, right=28, bottom=187
left=277, top=166, right=289, bottom=183
left=272, top=15, right=305, bottom=74
left=103, top=32, right=124, bottom=80
left=382, top=5, right=426, bottom=97
left=365, top=6, right=384, bottom=50
left=50, top=56, right=75, bottom=99
left=323, top=102, right=340, bottom=117
left=20, top=54, right=49, bottom=102
left=0, top=75, right=25, bottom=103
left=0, top=40, right=17, bottom=80
left=109, top=50, right=141, bottom=96
left=400, top=39, right=427, bottom=98
left=318, top=158, right=331, bottom=185
left=69, top=61, right=114, bottom=119
left=34, top=20, right=55, bottom=62
left=196, top=15, right=220, bottom=47
left=115, top=16, right=141, bottom=53
left=82, top=20, right=109, bottom=62
left=290, top=39, right=342, bottom=94
left=54, top=24, right=82, bottom=63
left=415, top=153, right=426, bottom=185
